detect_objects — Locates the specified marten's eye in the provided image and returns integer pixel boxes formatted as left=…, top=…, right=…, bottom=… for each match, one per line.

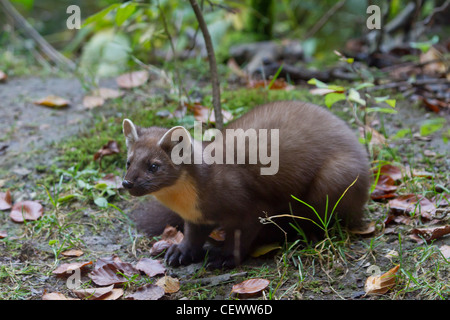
left=126, top=161, right=131, bottom=169
left=149, top=163, right=159, bottom=173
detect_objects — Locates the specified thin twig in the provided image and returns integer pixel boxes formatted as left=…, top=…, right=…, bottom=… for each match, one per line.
left=303, top=0, right=346, bottom=40
left=189, top=0, right=223, bottom=130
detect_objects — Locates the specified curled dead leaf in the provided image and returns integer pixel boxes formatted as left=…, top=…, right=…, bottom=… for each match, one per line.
left=52, top=261, right=93, bottom=275
left=34, top=95, right=70, bottom=108
left=42, top=292, right=79, bottom=300
left=126, top=283, right=165, bottom=300
left=136, top=258, right=166, bottom=277
left=371, top=175, right=398, bottom=200
left=410, top=225, right=450, bottom=244
left=0, top=70, right=7, bottom=82
left=231, top=278, right=270, bottom=297
left=156, top=276, right=180, bottom=294
left=364, top=265, right=399, bottom=296
left=388, top=194, right=436, bottom=220
left=93, top=140, right=120, bottom=165
left=83, top=95, right=105, bottom=109
left=0, top=190, right=12, bottom=210
left=0, top=230, right=7, bottom=239
left=116, top=70, right=149, bottom=89
left=150, top=226, right=184, bottom=256
left=73, top=284, right=114, bottom=300
left=10, top=201, right=43, bottom=223
left=61, top=249, right=84, bottom=257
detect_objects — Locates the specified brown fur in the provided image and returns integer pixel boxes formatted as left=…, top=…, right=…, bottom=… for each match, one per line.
left=123, top=101, right=371, bottom=268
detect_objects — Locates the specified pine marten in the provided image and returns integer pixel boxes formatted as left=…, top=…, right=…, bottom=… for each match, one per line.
left=122, top=101, right=370, bottom=268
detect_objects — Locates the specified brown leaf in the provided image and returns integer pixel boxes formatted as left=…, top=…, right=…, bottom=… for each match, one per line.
left=34, top=95, right=70, bottom=108
left=410, top=225, right=450, bottom=244
left=0, top=230, right=7, bottom=239
left=350, top=221, right=377, bottom=235
left=247, top=78, right=293, bottom=90
left=156, top=276, right=180, bottom=294
left=150, top=226, right=184, bottom=256
left=10, top=201, right=43, bottom=223
left=209, top=228, right=226, bottom=242
left=52, top=261, right=93, bottom=275
left=100, top=288, right=124, bottom=300
left=83, top=95, right=105, bottom=109
left=93, top=140, right=120, bottom=163
left=136, top=258, right=166, bottom=277
left=375, top=164, right=403, bottom=181
left=89, top=264, right=127, bottom=286
left=93, top=87, right=124, bottom=99
left=126, top=284, right=165, bottom=300
left=61, top=249, right=84, bottom=257
left=0, top=190, right=12, bottom=210
left=116, top=70, right=149, bottom=89
left=388, top=194, right=436, bottom=220
left=150, top=240, right=172, bottom=256
left=231, top=278, right=270, bottom=297
left=42, top=292, right=79, bottom=300
left=0, top=70, right=7, bottom=82
left=371, top=175, right=398, bottom=200
left=364, top=265, right=399, bottom=296
left=73, top=284, right=114, bottom=300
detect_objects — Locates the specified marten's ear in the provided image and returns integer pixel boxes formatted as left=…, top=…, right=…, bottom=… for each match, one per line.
left=158, top=126, right=192, bottom=164
left=123, top=119, right=139, bottom=148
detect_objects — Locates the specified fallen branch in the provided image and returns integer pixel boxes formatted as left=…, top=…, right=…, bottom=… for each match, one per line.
left=189, top=0, right=223, bottom=130
left=0, top=0, right=76, bottom=71
left=367, top=78, right=448, bottom=92
left=303, top=0, right=346, bottom=40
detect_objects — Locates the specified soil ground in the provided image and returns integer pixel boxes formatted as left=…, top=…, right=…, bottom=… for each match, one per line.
left=0, top=75, right=449, bottom=301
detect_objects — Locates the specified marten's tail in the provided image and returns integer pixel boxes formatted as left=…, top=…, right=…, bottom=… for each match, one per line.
left=129, top=197, right=184, bottom=236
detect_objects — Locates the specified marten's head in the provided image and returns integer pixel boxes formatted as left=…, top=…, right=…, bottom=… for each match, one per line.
left=122, top=119, right=192, bottom=197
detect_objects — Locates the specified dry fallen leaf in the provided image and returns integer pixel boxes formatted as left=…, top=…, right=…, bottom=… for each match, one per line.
left=375, top=164, right=403, bottom=181
left=83, top=95, right=105, bottom=109
left=61, top=249, right=84, bottom=257
left=0, top=70, right=7, bottom=82
left=231, top=278, right=270, bottom=297
left=93, top=140, right=120, bottom=164
left=89, top=264, right=128, bottom=286
left=93, top=87, right=124, bottom=99
left=53, top=261, right=93, bottom=275
left=0, top=190, right=12, bottom=210
left=73, top=284, right=114, bottom=300
left=136, top=258, right=166, bottom=277
left=410, top=225, right=450, bottom=244
left=0, top=230, right=7, bottom=239
left=350, top=221, right=377, bottom=235
left=10, top=201, right=43, bottom=223
left=34, top=95, right=70, bottom=108
left=388, top=194, right=436, bottom=220
left=364, top=265, right=399, bottom=296
left=116, top=70, right=149, bottom=89
left=209, top=228, right=226, bottom=242
left=42, top=292, right=79, bottom=300
left=371, top=175, right=398, bottom=200
left=126, top=284, right=165, bottom=300
left=156, top=276, right=180, bottom=294
left=186, top=102, right=233, bottom=125
left=150, top=226, right=184, bottom=256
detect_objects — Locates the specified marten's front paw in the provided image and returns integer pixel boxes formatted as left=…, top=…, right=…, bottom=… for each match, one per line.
left=165, top=243, right=204, bottom=267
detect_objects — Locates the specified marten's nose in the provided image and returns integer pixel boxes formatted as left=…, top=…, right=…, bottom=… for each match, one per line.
left=122, top=180, right=134, bottom=189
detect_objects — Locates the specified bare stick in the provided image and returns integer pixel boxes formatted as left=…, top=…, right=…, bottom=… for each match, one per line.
left=303, top=0, right=346, bottom=40
left=0, top=0, right=76, bottom=71
left=189, top=0, right=223, bottom=130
